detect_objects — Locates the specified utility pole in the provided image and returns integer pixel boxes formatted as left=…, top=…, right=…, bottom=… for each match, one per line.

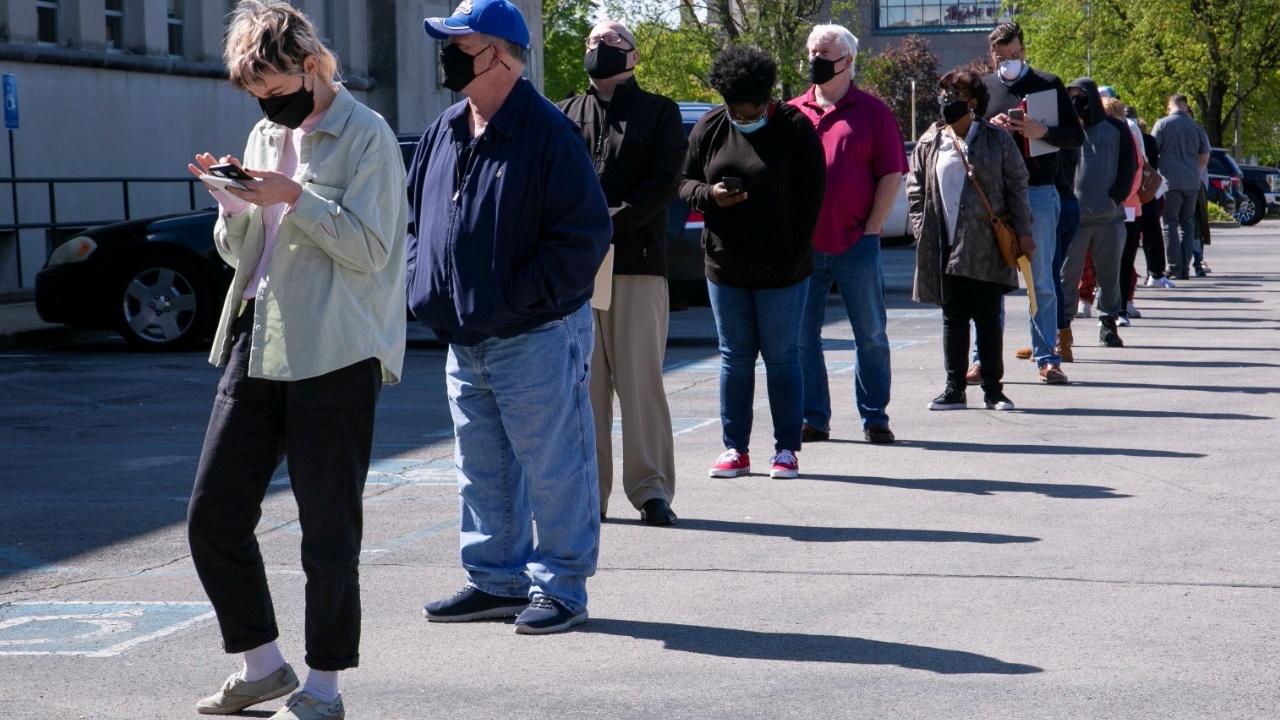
left=910, top=79, right=917, bottom=140
left=1233, top=8, right=1243, bottom=158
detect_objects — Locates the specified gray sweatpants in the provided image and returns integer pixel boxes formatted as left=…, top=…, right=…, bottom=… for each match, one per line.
left=1061, top=220, right=1126, bottom=320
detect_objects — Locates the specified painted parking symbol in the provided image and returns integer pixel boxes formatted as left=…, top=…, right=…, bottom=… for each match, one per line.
left=0, top=601, right=214, bottom=657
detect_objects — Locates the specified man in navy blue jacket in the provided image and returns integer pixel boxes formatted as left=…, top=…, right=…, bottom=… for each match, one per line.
left=407, top=0, right=612, bottom=635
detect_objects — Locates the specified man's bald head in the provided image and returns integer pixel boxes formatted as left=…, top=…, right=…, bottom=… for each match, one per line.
left=588, top=20, right=636, bottom=50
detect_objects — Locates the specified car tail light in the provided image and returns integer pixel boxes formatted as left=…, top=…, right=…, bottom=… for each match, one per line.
left=1210, top=178, right=1227, bottom=192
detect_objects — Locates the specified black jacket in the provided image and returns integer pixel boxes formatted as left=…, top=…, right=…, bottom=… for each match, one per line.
left=558, top=79, right=685, bottom=276
left=678, top=102, right=826, bottom=288
left=983, top=67, right=1084, bottom=187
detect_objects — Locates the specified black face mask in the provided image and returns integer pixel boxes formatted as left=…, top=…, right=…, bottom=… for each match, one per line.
left=585, top=44, right=631, bottom=80
left=440, top=43, right=493, bottom=93
left=940, top=99, right=970, bottom=125
left=1072, top=95, right=1091, bottom=120
left=258, top=81, right=314, bottom=129
left=808, top=56, right=845, bottom=85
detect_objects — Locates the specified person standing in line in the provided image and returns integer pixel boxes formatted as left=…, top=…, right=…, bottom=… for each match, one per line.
left=790, top=24, right=905, bottom=446
left=680, top=45, right=826, bottom=480
left=908, top=70, right=1033, bottom=412
left=557, top=21, right=685, bottom=527
left=1052, top=140, right=1082, bottom=362
left=1153, top=93, right=1209, bottom=281
left=1060, top=78, right=1138, bottom=349
left=184, top=2, right=407, bottom=718
left=1101, top=96, right=1145, bottom=326
left=981, top=22, right=1081, bottom=385
left=1138, top=118, right=1172, bottom=289
left=409, top=0, right=612, bottom=635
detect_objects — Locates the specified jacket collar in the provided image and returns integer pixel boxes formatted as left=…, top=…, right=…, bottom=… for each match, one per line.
left=800, top=82, right=862, bottom=114
left=445, top=78, right=533, bottom=142
left=588, top=76, right=638, bottom=109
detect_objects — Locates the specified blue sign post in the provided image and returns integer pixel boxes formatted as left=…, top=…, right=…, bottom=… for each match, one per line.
left=2, top=74, right=16, bottom=130
left=4, top=73, right=19, bottom=286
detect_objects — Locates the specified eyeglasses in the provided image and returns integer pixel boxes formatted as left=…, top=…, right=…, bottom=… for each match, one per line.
left=586, top=32, right=635, bottom=51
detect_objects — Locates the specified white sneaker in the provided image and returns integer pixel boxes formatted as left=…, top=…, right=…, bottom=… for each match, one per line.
left=1117, top=314, right=1131, bottom=327
left=1076, top=300, right=1092, bottom=318
left=1126, top=301, right=1142, bottom=318
left=1158, top=276, right=1176, bottom=288
left=1145, top=274, right=1158, bottom=287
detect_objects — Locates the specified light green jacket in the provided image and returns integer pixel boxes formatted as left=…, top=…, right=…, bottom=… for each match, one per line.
left=209, top=86, right=407, bottom=384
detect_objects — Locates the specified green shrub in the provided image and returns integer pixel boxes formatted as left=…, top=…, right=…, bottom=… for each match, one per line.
left=1207, top=202, right=1235, bottom=223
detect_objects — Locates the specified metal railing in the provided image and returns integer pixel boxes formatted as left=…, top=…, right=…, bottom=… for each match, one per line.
left=0, top=176, right=205, bottom=233
left=0, top=176, right=205, bottom=287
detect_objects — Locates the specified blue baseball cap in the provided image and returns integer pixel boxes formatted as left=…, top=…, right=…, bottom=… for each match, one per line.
left=424, top=0, right=530, bottom=50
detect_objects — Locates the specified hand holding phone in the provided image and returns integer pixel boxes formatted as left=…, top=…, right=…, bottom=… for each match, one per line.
left=1007, top=108, right=1025, bottom=121
left=721, top=176, right=744, bottom=193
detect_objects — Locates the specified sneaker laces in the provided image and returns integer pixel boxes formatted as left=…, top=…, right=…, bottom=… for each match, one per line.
left=717, top=449, right=742, bottom=464
left=771, top=450, right=797, bottom=466
left=528, top=594, right=557, bottom=610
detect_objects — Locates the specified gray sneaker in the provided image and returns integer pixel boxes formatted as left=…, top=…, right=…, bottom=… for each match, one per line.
left=269, top=691, right=345, bottom=720
left=196, top=664, right=299, bottom=715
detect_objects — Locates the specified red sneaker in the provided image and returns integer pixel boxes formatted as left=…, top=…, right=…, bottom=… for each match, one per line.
left=769, top=449, right=799, bottom=479
left=709, top=449, right=751, bottom=478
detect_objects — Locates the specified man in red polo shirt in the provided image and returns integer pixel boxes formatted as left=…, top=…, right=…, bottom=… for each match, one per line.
left=790, top=24, right=907, bottom=445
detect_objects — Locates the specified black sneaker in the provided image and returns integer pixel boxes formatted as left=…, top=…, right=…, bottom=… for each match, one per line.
left=801, top=423, right=830, bottom=442
left=640, top=498, right=677, bottom=527
left=1099, top=318, right=1124, bottom=347
left=423, top=585, right=528, bottom=623
left=864, top=424, right=896, bottom=443
left=513, top=595, right=587, bottom=635
left=983, top=391, right=1015, bottom=411
left=927, top=387, right=966, bottom=411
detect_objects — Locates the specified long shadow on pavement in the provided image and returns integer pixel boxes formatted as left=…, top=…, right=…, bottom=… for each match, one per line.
left=581, top=619, right=1043, bottom=675
left=802, top=474, right=1130, bottom=499
left=608, top=518, right=1037, bottom=544
left=885, top=439, right=1204, bottom=458
left=1014, top=407, right=1271, bottom=421
left=1045, top=380, right=1280, bottom=395
left=1070, top=359, right=1280, bottom=369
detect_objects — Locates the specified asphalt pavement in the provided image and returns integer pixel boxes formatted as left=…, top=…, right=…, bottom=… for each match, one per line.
left=1, top=222, right=1278, bottom=719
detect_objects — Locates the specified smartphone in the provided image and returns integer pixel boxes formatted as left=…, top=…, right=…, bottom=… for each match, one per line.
left=1007, top=108, right=1025, bottom=121
left=209, top=163, right=255, bottom=182
left=721, top=176, right=744, bottom=193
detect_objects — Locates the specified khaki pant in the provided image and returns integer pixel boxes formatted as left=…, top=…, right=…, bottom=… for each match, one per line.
left=590, top=274, right=675, bottom=514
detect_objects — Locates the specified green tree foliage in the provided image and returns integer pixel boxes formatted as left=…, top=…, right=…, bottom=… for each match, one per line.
left=543, top=0, right=594, bottom=101
left=859, top=34, right=941, bottom=142
left=1012, top=0, right=1280, bottom=158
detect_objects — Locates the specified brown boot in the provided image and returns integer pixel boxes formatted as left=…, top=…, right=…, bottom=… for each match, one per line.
left=1014, top=346, right=1033, bottom=360
left=1057, top=328, right=1074, bottom=363
left=1039, top=364, right=1068, bottom=384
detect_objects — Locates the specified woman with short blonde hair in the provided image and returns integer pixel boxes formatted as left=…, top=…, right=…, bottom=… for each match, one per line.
left=185, top=2, right=407, bottom=718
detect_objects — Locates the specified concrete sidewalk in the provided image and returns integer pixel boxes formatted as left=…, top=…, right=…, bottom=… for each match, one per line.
left=1, top=222, right=1278, bottom=719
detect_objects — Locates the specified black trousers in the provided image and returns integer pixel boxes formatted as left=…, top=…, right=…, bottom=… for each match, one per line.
left=1121, top=221, right=1142, bottom=303
left=1139, top=197, right=1166, bottom=279
left=942, top=275, right=1004, bottom=393
left=187, top=304, right=381, bottom=671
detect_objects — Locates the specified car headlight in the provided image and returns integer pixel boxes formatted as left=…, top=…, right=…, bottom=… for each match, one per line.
left=47, top=236, right=98, bottom=266
left=1269, top=175, right=1280, bottom=193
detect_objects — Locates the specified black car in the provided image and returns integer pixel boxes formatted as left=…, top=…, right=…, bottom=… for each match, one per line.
left=1238, top=163, right=1279, bottom=226
left=1207, top=148, right=1246, bottom=220
left=38, top=121, right=711, bottom=350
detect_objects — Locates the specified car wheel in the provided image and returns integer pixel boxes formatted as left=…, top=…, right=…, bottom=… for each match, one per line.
left=118, top=257, right=211, bottom=350
left=1236, top=188, right=1265, bottom=226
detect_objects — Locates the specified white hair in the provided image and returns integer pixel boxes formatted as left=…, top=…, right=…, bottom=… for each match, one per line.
left=807, top=24, right=859, bottom=65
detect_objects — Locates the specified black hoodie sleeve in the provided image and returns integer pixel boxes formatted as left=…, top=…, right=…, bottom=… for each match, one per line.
left=678, top=115, right=714, bottom=212
left=1109, top=118, right=1138, bottom=205
left=1042, top=77, right=1084, bottom=150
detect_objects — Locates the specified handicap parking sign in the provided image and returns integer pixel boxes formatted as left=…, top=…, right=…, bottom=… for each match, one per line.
left=3, top=74, right=16, bottom=130
left=0, top=601, right=213, bottom=657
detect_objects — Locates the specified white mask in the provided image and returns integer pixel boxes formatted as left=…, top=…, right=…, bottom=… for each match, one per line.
left=998, top=59, right=1025, bottom=81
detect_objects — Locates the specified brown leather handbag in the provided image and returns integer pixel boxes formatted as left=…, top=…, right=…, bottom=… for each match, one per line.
left=1137, top=162, right=1162, bottom=204
left=951, top=129, right=1020, bottom=268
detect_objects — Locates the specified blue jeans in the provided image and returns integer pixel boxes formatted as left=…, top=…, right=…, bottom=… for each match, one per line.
left=798, top=235, right=892, bottom=431
left=1055, top=193, right=1081, bottom=330
left=708, top=278, right=808, bottom=453
left=446, top=303, right=600, bottom=614
left=1026, top=185, right=1061, bottom=366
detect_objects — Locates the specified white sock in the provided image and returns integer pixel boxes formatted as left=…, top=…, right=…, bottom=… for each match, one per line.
left=240, top=640, right=287, bottom=682
left=302, top=669, right=339, bottom=703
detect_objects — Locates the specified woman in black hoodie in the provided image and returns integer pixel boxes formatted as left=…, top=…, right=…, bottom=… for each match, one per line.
left=679, top=45, right=826, bottom=480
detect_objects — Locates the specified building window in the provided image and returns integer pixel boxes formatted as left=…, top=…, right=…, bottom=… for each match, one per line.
left=876, top=0, right=1005, bottom=31
left=105, top=0, right=126, bottom=52
left=168, top=0, right=186, bottom=57
left=37, top=0, right=60, bottom=46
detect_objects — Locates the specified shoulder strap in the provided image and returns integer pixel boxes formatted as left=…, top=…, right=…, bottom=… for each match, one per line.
left=949, top=128, right=1001, bottom=223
